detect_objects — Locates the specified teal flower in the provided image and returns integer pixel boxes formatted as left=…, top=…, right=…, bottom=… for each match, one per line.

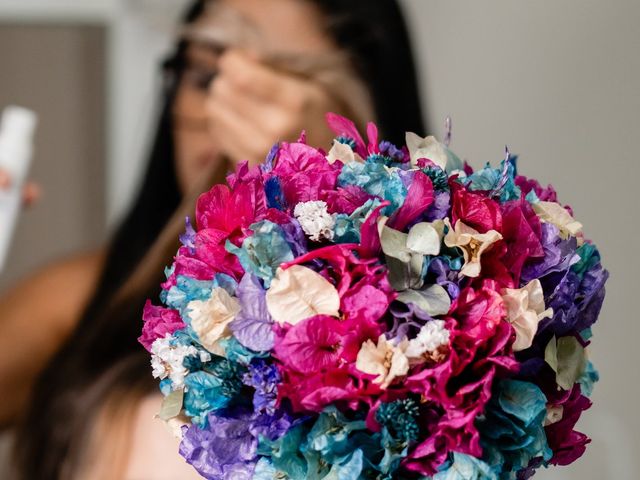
left=333, top=198, right=381, bottom=243
left=338, top=161, right=407, bottom=214
left=430, top=452, right=498, bottom=480
left=226, top=220, right=294, bottom=287
left=578, top=360, right=599, bottom=397
left=477, top=380, right=552, bottom=478
left=465, top=158, right=520, bottom=203
left=183, top=358, right=248, bottom=427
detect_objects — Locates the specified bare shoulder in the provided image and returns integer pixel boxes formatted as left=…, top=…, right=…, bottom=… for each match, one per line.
left=123, top=394, right=203, bottom=480
left=0, top=249, right=106, bottom=331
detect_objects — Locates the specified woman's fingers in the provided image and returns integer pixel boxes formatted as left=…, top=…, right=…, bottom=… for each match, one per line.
left=206, top=48, right=339, bottom=165
left=0, top=169, right=10, bottom=189
left=22, top=182, right=41, bottom=207
left=0, top=169, right=40, bottom=207
left=218, top=50, right=299, bottom=108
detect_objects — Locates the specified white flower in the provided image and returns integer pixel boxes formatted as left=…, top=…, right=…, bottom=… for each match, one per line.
left=293, top=200, right=336, bottom=241
left=405, top=320, right=450, bottom=362
left=502, top=279, right=553, bottom=351
left=150, top=334, right=211, bottom=388
left=188, top=287, right=241, bottom=355
left=444, top=218, right=502, bottom=278
left=355, top=334, right=410, bottom=389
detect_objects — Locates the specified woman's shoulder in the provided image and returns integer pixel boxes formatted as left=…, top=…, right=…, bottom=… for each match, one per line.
left=124, top=394, right=203, bottom=480
left=1, top=249, right=106, bottom=330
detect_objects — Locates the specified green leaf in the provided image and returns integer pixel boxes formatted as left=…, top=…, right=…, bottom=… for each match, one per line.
left=159, top=389, right=184, bottom=421
left=556, top=336, right=587, bottom=391
left=380, top=226, right=411, bottom=262
left=406, top=222, right=441, bottom=256
left=396, top=284, right=451, bottom=316
left=544, top=336, right=558, bottom=373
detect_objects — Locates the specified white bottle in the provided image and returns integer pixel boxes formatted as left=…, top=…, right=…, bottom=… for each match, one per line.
left=0, top=106, right=38, bottom=273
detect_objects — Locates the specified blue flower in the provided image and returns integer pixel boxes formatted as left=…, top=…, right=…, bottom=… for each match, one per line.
left=338, top=161, right=407, bottom=214
left=477, top=380, right=552, bottom=479
left=183, top=358, right=247, bottom=426
left=226, top=220, right=294, bottom=287
left=163, top=275, right=213, bottom=314
left=465, top=157, right=520, bottom=203
left=333, top=198, right=381, bottom=243
left=431, top=452, right=498, bottom=480
left=578, top=360, right=599, bottom=397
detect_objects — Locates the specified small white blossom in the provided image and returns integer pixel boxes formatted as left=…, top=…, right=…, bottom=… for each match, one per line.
left=405, top=320, right=450, bottom=360
left=150, top=333, right=211, bottom=388
left=293, top=200, right=336, bottom=242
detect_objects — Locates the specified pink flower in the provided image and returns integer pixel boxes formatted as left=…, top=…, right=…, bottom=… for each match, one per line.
left=388, top=171, right=434, bottom=231
left=515, top=175, right=558, bottom=202
left=499, top=198, right=544, bottom=284
left=138, top=301, right=185, bottom=351
left=450, top=180, right=503, bottom=233
left=402, top=281, right=518, bottom=475
left=273, top=315, right=348, bottom=374
left=195, top=178, right=266, bottom=236
left=545, top=385, right=593, bottom=465
left=321, top=185, right=374, bottom=215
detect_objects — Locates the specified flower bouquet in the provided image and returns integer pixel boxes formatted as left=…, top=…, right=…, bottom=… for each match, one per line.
left=140, top=114, right=608, bottom=479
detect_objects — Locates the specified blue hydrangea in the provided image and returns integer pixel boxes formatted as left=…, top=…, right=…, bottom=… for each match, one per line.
left=430, top=452, right=498, bottom=480
left=465, top=157, right=520, bottom=203
left=338, top=161, right=407, bottom=214
left=226, top=220, right=294, bottom=287
left=183, top=358, right=248, bottom=427
left=333, top=198, right=381, bottom=243
left=162, top=275, right=213, bottom=314
left=477, top=380, right=552, bottom=479
left=578, top=360, right=599, bottom=397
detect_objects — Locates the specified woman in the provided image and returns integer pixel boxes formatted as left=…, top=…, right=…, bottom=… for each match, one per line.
left=9, top=0, right=426, bottom=478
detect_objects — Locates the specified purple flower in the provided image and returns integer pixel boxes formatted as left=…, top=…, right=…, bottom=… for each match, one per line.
left=179, top=216, right=197, bottom=253
left=243, top=359, right=280, bottom=415
left=425, top=190, right=451, bottom=221
left=426, top=257, right=460, bottom=299
left=179, top=411, right=257, bottom=480
left=229, top=274, right=274, bottom=352
left=521, top=224, right=579, bottom=284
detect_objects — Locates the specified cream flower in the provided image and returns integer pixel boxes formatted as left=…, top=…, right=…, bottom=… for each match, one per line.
left=150, top=334, right=211, bottom=388
left=405, top=132, right=448, bottom=170
left=405, top=320, right=450, bottom=364
left=501, top=279, right=553, bottom=351
left=326, top=139, right=363, bottom=165
left=544, top=405, right=564, bottom=426
left=356, top=335, right=410, bottom=389
left=532, top=201, right=582, bottom=239
left=187, top=287, right=241, bottom=355
left=444, top=219, right=502, bottom=278
left=293, top=200, right=336, bottom=242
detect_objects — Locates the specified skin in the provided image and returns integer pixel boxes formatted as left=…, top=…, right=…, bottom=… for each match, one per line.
left=0, top=0, right=362, bottom=458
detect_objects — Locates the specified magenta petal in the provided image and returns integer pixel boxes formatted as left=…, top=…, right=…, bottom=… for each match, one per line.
left=138, top=301, right=185, bottom=351
left=388, top=171, right=434, bottom=231
left=325, top=112, right=366, bottom=157
left=274, top=316, right=345, bottom=374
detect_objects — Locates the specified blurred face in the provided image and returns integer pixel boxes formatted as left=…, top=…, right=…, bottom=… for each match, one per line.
left=172, top=0, right=338, bottom=193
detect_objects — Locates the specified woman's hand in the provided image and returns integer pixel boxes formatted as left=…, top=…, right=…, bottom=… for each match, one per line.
left=206, top=49, right=339, bottom=167
left=0, top=168, right=41, bottom=207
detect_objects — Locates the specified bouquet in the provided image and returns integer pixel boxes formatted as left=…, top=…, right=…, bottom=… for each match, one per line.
left=139, top=114, right=608, bottom=479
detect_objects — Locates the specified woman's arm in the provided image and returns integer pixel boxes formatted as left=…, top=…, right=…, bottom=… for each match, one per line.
left=0, top=251, right=104, bottom=428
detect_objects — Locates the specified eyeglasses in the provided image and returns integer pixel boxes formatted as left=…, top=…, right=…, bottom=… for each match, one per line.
left=164, top=43, right=224, bottom=131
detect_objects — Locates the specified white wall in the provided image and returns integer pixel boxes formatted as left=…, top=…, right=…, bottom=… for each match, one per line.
left=402, top=0, right=640, bottom=478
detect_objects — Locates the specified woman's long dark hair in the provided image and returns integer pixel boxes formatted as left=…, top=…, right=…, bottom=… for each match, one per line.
left=15, top=1, right=426, bottom=478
